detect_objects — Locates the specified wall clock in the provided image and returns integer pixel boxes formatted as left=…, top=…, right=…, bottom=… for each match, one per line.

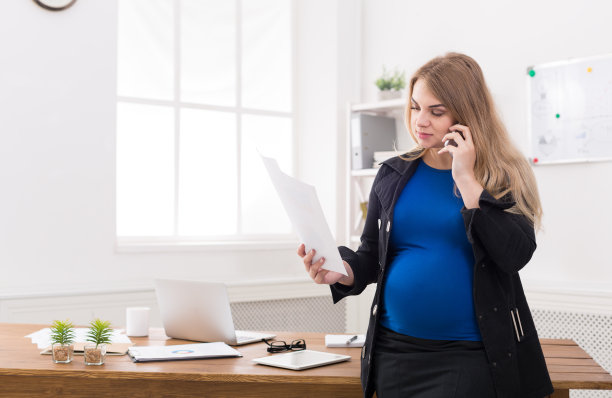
left=33, top=0, right=77, bottom=11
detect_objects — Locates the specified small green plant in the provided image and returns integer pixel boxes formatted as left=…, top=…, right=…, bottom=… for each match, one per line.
left=86, top=318, right=113, bottom=348
left=50, top=319, right=76, bottom=346
left=375, top=66, right=406, bottom=91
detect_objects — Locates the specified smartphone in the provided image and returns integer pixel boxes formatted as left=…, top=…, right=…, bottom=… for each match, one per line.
left=444, top=130, right=464, bottom=148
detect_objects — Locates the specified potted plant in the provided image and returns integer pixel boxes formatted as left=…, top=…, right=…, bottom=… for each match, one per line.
left=375, top=66, right=406, bottom=100
left=50, top=319, right=76, bottom=364
left=84, top=318, right=113, bottom=365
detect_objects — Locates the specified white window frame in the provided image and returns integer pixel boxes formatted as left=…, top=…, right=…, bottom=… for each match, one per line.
left=115, top=0, right=298, bottom=252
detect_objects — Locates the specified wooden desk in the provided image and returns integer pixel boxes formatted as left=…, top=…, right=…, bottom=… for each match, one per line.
left=1, top=323, right=611, bottom=398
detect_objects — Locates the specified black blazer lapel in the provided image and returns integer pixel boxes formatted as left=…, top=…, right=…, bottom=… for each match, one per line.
left=374, top=157, right=420, bottom=217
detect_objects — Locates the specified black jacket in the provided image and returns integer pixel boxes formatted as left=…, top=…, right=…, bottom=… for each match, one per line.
left=331, top=156, right=554, bottom=398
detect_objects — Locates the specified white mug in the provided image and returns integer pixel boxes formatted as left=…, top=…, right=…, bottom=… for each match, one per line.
left=126, top=307, right=150, bottom=337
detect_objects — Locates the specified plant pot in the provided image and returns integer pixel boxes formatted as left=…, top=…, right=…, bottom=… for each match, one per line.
left=84, top=343, right=107, bottom=365
left=378, top=89, right=403, bottom=101
left=52, top=343, right=74, bottom=363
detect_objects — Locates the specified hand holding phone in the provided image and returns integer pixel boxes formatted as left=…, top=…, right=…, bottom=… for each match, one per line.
left=444, top=139, right=457, bottom=148
left=444, top=130, right=464, bottom=148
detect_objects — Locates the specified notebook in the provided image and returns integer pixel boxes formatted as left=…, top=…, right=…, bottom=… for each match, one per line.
left=324, top=334, right=366, bottom=348
left=253, top=350, right=351, bottom=370
left=154, top=279, right=276, bottom=346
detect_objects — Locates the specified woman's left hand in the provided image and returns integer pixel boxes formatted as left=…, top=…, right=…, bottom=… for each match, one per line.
left=438, top=124, right=477, bottom=184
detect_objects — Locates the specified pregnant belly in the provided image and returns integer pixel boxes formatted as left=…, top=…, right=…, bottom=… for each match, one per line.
left=380, top=250, right=479, bottom=340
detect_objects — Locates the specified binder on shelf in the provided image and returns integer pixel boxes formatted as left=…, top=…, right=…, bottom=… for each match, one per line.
left=350, top=113, right=397, bottom=170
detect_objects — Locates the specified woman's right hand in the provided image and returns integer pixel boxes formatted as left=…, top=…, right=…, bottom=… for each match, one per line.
left=297, top=243, right=354, bottom=286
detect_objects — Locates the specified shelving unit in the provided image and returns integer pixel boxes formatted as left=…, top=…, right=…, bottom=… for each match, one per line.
left=344, top=98, right=407, bottom=249
left=341, top=97, right=408, bottom=335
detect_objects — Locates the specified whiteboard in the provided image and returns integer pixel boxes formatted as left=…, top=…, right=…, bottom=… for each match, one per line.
left=527, top=53, right=612, bottom=165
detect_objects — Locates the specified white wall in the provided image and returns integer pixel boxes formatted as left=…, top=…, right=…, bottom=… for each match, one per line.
left=359, top=0, right=612, bottom=294
left=0, top=0, right=348, bottom=304
left=5, top=0, right=608, bottom=327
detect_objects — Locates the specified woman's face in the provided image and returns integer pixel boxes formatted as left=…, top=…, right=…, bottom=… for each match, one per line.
left=410, top=79, right=456, bottom=149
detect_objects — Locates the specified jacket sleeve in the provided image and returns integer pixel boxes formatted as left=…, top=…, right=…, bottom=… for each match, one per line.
left=461, top=189, right=536, bottom=274
left=329, top=167, right=386, bottom=303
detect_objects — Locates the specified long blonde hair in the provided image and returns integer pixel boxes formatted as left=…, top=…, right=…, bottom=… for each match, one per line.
left=402, top=52, right=543, bottom=230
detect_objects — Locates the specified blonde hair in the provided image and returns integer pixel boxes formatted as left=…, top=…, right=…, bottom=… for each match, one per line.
left=402, top=52, right=543, bottom=231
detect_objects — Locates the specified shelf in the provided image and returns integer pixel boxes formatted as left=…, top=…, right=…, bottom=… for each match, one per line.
left=350, top=168, right=378, bottom=177
left=350, top=98, right=405, bottom=113
left=345, top=98, right=405, bottom=247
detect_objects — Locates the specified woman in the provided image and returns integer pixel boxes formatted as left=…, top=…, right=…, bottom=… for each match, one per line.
left=298, top=53, right=553, bottom=397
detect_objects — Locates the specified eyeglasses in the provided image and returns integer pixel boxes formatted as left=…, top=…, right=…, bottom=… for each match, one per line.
left=263, top=339, right=306, bottom=353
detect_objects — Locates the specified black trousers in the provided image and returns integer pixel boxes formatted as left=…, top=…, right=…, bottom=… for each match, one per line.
left=372, top=326, right=497, bottom=398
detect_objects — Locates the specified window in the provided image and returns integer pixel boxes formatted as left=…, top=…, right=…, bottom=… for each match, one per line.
left=116, top=0, right=294, bottom=246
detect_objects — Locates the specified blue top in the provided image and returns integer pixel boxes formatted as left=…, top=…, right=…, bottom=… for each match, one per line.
left=379, top=160, right=481, bottom=341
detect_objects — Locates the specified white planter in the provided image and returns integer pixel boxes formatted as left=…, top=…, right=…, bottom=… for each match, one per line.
left=378, top=90, right=403, bottom=101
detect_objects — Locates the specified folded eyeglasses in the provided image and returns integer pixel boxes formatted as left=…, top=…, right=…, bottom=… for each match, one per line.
left=264, top=339, right=306, bottom=353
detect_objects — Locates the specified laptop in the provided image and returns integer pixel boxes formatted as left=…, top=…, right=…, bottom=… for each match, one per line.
left=154, top=279, right=276, bottom=346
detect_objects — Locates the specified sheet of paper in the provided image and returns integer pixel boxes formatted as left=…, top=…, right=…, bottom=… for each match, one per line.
left=26, top=328, right=132, bottom=349
left=260, top=155, right=347, bottom=276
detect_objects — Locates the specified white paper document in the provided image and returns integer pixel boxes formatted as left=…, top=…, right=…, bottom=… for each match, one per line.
left=26, top=328, right=132, bottom=349
left=325, top=334, right=366, bottom=348
left=26, top=327, right=134, bottom=355
left=127, top=342, right=241, bottom=362
left=260, top=155, right=347, bottom=276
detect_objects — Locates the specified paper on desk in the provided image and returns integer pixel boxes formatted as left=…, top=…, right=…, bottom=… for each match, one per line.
left=26, top=328, right=133, bottom=355
left=260, top=155, right=347, bottom=276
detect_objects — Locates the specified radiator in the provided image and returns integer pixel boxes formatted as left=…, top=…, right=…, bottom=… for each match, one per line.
left=231, top=296, right=346, bottom=333
left=533, top=308, right=612, bottom=398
